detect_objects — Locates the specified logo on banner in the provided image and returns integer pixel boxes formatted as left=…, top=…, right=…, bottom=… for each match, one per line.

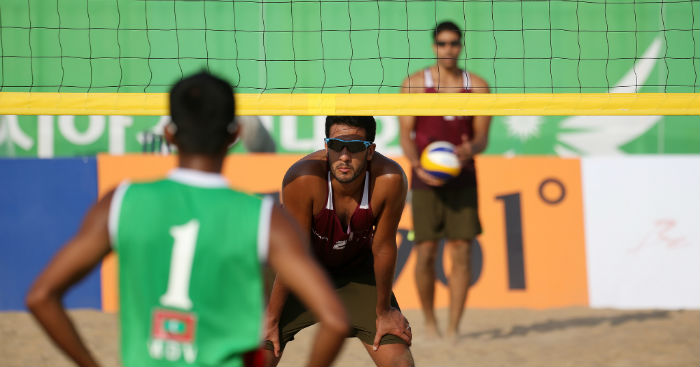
left=501, top=37, right=663, bottom=156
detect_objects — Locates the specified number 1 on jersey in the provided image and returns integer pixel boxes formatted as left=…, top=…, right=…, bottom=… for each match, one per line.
left=160, top=219, right=200, bottom=310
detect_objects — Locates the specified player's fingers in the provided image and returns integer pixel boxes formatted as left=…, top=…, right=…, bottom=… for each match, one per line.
left=372, top=331, right=383, bottom=351
left=396, top=329, right=411, bottom=345
left=405, top=326, right=413, bottom=342
left=272, top=339, right=280, bottom=357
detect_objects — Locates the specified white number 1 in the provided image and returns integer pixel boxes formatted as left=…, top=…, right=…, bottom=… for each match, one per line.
left=159, top=219, right=200, bottom=310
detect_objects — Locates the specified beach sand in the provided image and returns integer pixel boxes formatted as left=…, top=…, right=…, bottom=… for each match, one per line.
left=2, top=307, right=697, bottom=366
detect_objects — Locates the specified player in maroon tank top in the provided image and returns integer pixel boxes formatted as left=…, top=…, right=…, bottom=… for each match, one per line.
left=263, top=116, right=415, bottom=367
left=310, top=167, right=375, bottom=272
left=399, top=21, right=492, bottom=340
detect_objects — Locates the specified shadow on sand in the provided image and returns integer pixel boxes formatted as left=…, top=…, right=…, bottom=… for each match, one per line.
left=461, top=310, right=672, bottom=340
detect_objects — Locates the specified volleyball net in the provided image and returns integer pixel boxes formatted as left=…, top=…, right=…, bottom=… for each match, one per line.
left=0, top=0, right=698, bottom=116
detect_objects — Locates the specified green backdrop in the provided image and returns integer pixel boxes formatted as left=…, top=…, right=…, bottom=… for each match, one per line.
left=1, top=0, right=698, bottom=157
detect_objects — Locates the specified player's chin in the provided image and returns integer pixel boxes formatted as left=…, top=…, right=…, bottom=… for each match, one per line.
left=332, top=168, right=356, bottom=183
left=439, top=60, right=457, bottom=69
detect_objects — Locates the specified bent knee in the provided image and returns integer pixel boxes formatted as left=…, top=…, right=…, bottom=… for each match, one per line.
left=392, top=347, right=415, bottom=367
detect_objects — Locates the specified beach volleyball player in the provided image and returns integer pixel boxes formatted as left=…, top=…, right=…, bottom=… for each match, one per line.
left=26, top=71, right=349, bottom=367
left=399, top=21, right=492, bottom=339
left=263, top=116, right=415, bottom=367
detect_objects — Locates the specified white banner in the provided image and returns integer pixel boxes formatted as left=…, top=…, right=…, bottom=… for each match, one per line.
left=582, top=156, right=700, bottom=309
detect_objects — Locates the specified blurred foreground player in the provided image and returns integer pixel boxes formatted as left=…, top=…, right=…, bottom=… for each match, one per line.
left=26, top=71, right=349, bottom=367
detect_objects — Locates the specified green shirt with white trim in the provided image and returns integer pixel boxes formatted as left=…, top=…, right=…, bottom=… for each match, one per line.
left=109, top=168, right=272, bottom=366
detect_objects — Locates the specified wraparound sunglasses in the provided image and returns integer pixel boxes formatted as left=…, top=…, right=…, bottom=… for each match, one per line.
left=324, top=138, right=372, bottom=153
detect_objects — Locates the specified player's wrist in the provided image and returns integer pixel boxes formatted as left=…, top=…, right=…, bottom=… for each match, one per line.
left=375, top=306, right=392, bottom=316
left=264, top=309, right=282, bottom=323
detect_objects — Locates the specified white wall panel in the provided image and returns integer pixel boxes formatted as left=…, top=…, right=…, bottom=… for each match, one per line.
left=582, top=156, right=700, bottom=309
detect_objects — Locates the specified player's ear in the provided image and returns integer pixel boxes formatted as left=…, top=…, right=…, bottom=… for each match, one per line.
left=366, top=143, right=376, bottom=161
left=164, top=122, right=177, bottom=145
left=226, top=121, right=240, bottom=148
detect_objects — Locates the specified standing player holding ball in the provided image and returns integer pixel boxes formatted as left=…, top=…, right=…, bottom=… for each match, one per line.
left=398, top=21, right=492, bottom=340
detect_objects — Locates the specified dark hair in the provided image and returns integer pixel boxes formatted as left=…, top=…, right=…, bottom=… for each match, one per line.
left=325, top=116, right=376, bottom=142
left=169, top=71, right=235, bottom=154
left=433, top=21, right=462, bottom=42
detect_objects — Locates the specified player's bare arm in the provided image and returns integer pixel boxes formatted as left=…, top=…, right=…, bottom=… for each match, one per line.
left=264, top=153, right=328, bottom=357
left=398, top=77, right=445, bottom=187
left=281, top=151, right=329, bottom=216
left=267, top=204, right=349, bottom=367
left=26, top=190, right=116, bottom=367
left=398, top=77, right=420, bottom=169
left=470, top=74, right=493, bottom=154
left=455, top=73, right=492, bottom=162
left=368, top=155, right=412, bottom=349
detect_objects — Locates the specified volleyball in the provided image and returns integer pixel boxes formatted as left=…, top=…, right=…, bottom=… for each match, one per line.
left=420, top=141, right=461, bottom=180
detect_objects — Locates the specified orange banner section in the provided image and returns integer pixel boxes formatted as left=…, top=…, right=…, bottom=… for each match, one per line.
left=98, top=154, right=588, bottom=312
left=393, top=156, right=589, bottom=309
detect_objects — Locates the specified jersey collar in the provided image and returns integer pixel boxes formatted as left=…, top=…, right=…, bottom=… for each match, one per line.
left=168, top=168, right=229, bottom=188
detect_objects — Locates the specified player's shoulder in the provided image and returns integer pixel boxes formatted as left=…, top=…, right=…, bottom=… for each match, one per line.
left=466, top=71, right=490, bottom=93
left=371, top=152, right=407, bottom=188
left=401, top=69, right=427, bottom=92
left=282, top=150, right=328, bottom=189
left=124, top=176, right=174, bottom=192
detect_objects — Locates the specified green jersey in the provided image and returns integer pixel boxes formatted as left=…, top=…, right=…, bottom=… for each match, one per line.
left=109, top=168, right=272, bottom=366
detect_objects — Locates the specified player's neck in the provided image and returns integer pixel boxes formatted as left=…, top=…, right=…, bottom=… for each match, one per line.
left=432, top=64, right=461, bottom=77
left=177, top=154, right=225, bottom=174
left=331, top=170, right=366, bottom=198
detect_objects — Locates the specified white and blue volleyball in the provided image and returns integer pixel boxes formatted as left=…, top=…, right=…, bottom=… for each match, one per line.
left=420, top=141, right=461, bottom=180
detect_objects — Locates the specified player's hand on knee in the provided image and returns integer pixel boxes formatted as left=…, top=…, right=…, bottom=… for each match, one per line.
left=373, top=307, right=412, bottom=350
left=264, top=315, right=281, bottom=357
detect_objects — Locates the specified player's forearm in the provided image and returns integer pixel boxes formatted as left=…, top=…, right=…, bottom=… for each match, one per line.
left=26, top=291, right=99, bottom=367
left=470, top=116, right=492, bottom=155
left=468, top=139, right=487, bottom=156
left=398, top=117, right=420, bottom=168
left=266, top=277, right=290, bottom=322
left=372, top=244, right=397, bottom=314
left=399, top=136, right=421, bottom=168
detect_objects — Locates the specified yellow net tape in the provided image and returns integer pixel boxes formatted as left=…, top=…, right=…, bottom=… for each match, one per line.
left=0, top=92, right=698, bottom=116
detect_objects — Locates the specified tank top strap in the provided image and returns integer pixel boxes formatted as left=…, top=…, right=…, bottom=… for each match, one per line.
left=424, top=69, right=434, bottom=88
left=462, top=70, right=471, bottom=90
left=359, top=172, right=370, bottom=209
left=326, top=172, right=334, bottom=210
left=325, top=170, right=370, bottom=210
left=426, top=68, right=470, bottom=90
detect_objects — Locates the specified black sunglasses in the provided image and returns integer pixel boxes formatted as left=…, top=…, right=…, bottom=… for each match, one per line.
left=436, top=41, right=461, bottom=47
left=324, top=138, right=372, bottom=153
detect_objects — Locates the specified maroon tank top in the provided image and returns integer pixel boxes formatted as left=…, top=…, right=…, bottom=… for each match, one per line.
left=311, top=171, right=375, bottom=274
left=413, top=69, right=477, bottom=190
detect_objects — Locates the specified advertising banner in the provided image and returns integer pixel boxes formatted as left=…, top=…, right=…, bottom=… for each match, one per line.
left=0, top=158, right=101, bottom=310
left=97, top=154, right=589, bottom=311
left=394, top=156, right=588, bottom=309
left=2, top=155, right=697, bottom=311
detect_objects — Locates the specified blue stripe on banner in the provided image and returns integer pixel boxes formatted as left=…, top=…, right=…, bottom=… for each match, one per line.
left=0, top=158, right=101, bottom=311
